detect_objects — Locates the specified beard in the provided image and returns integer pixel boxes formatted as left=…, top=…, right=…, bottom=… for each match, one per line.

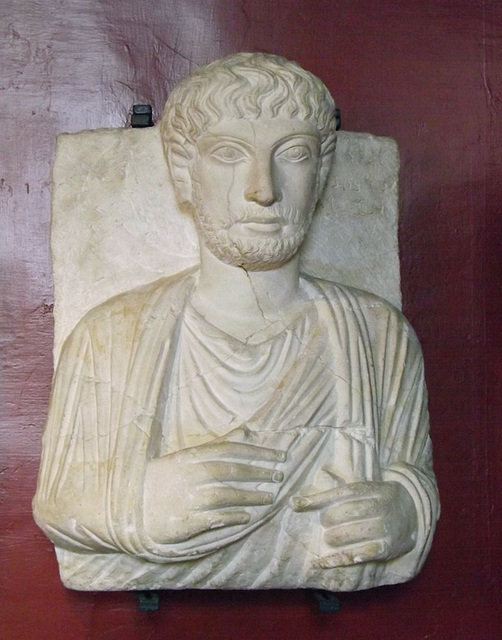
left=192, top=193, right=315, bottom=271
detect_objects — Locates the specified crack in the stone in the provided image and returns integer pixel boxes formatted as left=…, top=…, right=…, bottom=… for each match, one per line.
left=174, top=339, right=248, bottom=391
left=240, top=266, right=270, bottom=326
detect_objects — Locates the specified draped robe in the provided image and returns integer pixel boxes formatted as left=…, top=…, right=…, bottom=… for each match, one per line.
left=33, top=269, right=439, bottom=591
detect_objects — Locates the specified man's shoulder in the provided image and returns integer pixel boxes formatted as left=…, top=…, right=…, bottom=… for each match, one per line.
left=303, top=274, right=400, bottom=312
left=65, top=268, right=198, bottom=343
left=302, top=274, right=417, bottom=339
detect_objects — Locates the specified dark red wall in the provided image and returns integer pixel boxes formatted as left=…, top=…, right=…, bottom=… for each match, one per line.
left=2, top=1, right=501, bottom=638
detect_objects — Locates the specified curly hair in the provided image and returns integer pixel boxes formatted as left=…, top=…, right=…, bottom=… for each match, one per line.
left=159, top=52, right=337, bottom=164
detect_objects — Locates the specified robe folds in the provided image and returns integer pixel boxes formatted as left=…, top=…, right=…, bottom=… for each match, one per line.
left=33, top=268, right=439, bottom=591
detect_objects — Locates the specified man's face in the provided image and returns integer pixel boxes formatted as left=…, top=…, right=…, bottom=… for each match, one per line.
left=190, top=116, right=322, bottom=271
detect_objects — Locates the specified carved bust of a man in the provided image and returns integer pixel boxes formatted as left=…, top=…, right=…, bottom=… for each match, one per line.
left=34, top=52, right=439, bottom=592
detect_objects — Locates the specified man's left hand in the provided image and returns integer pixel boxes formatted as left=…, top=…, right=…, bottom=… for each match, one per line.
left=292, top=481, right=417, bottom=568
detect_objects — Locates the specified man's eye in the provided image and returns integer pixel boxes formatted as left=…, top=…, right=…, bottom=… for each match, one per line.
left=210, top=146, right=247, bottom=163
left=276, top=145, right=311, bottom=162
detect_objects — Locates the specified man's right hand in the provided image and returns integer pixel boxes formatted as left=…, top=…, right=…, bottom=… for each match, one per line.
left=143, top=432, right=288, bottom=544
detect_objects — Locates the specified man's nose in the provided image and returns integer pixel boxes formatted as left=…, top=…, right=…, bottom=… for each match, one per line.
left=244, top=155, right=278, bottom=207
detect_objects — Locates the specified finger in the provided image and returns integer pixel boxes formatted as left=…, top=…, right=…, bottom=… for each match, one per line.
left=322, top=498, right=383, bottom=528
left=323, top=517, right=385, bottom=547
left=292, top=482, right=383, bottom=512
left=179, top=510, right=251, bottom=541
left=200, top=460, right=284, bottom=483
left=292, top=488, right=340, bottom=512
left=315, top=540, right=390, bottom=569
left=199, top=510, right=251, bottom=532
left=186, top=441, right=287, bottom=464
left=198, top=486, right=274, bottom=509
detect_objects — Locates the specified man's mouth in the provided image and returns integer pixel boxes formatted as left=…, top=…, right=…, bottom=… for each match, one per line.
left=241, top=216, right=283, bottom=234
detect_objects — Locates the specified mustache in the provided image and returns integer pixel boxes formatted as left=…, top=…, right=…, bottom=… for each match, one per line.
left=225, top=204, right=304, bottom=228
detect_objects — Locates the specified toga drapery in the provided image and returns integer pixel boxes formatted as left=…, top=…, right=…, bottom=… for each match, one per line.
left=33, top=269, right=439, bottom=591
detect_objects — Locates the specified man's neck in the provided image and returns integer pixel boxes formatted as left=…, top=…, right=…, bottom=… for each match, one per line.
left=191, top=244, right=307, bottom=341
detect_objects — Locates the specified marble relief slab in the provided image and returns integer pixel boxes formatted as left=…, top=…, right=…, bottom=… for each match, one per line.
left=34, top=53, right=437, bottom=592
left=51, top=127, right=400, bottom=359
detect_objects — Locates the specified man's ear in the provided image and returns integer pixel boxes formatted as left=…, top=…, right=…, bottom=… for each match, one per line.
left=167, top=143, right=193, bottom=208
left=316, top=147, right=335, bottom=202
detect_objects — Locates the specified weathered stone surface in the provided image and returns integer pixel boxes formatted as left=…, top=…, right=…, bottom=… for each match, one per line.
left=34, top=53, right=438, bottom=592
left=51, top=127, right=400, bottom=358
